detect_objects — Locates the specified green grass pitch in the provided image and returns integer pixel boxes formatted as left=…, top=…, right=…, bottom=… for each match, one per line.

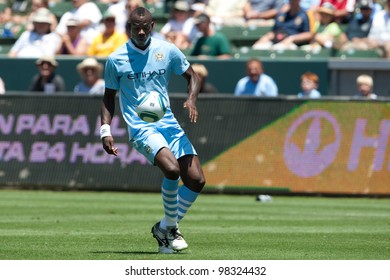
left=0, top=190, right=389, bottom=260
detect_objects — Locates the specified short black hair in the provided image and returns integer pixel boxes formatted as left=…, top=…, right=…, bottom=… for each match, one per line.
left=126, top=7, right=153, bottom=31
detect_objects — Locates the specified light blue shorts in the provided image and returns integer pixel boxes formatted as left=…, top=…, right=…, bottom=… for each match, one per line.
left=130, top=125, right=197, bottom=165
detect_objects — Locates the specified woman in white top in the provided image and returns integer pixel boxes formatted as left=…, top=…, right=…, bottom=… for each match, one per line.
left=55, top=0, right=102, bottom=45
left=74, top=57, right=105, bottom=95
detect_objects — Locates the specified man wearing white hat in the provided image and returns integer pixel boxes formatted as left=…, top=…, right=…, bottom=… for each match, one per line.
left=8, top=7, right=61, bottom=58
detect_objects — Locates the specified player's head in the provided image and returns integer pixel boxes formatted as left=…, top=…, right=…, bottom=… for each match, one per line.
left=126, top=7, right=154, bottom=49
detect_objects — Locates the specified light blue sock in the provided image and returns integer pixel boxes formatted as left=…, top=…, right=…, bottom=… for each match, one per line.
left=160, top=177, right=179, bottom=229
left=178, top=185, right=200, bottom=222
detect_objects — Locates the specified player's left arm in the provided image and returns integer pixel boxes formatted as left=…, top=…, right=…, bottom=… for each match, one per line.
left=182, top=66, right=201, bottom=123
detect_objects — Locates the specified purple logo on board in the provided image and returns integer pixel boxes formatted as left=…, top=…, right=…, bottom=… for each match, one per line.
left=284, top=110, right=341, bottom=178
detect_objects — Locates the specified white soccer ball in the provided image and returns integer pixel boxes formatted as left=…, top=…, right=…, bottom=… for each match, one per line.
left=136, top=91, right=167, bottom=123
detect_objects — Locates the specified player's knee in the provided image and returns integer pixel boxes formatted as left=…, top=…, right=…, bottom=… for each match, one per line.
left=162, top=163, right=181, bottom=180
left=190, top=174, right=206, bottom=192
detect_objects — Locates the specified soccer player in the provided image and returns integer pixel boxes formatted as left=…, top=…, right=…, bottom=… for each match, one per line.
left=99, top=7, right=205, bottom=254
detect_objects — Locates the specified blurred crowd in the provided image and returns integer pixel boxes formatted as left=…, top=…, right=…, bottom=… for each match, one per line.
left=0, top=0, right=387, bottom=97
left=2, top=0, right=390, bottom=58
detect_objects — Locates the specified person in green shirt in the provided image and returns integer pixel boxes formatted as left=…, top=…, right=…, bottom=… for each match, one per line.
left=190, top=13, right=232, bottom=59
left=302, top=2, right=343, bottom=51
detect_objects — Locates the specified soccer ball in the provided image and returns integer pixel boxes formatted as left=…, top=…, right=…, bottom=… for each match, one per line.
left=136, top=91, right=166, bottom=123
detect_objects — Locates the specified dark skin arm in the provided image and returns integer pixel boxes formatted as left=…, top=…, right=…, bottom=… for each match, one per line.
left=101, top=88, right=118, bottom=156
left=182, top=66, right=201, bottom=123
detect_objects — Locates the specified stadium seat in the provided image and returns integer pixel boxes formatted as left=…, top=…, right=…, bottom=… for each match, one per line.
left=334, top=49, right=383, bottom=58
left=272, top=49, right=332, bottom=59
left=49, top=2, right=73, bottom=19
left=95, top=2, right=109, bottom=14
left=215, top=25, right=242, bottom=41
left=146, top=3, right=169, bottom=24
left=233, top=47, right=333, bottom=59
left=233, top=27, right=271, bottom=47
left=0, top=37, right=16, bottom=55
left=233, top=48, right=270, bottom=59
left=0, top=44, right=13, bottom=55
left=217, top=25, right=272, bottom=48
left=180, top=48, right=192, bottom=56
left=0, top=3, right=7, bottom=12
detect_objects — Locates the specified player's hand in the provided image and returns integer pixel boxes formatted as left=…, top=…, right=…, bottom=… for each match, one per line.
left=183, top=99, right=198, bottom=123
left=102, top=136, right=118, bottom=156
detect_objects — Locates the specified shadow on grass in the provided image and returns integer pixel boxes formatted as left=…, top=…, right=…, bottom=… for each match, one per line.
left=90, top=250, right=192, bottom=256
left=90, top=251, right=157, bottom=255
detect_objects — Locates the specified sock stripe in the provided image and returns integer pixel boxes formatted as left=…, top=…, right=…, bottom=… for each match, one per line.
left=165, top=209, right=177, bottom=216
left=162, top=189, right=177, bottom=195
left=177, top=186, right=200, bottom=222
left=164, top=204, right=177, bottom=211
left=160, top=177, right=179, bottom=228
left=161, top=194, right=177, bottom=202
left=178, top=203, right=190, bottom=211
left=178, top=197, right=192, bottom=206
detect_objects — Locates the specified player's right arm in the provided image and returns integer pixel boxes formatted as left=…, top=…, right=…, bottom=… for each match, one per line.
left=100, top=88, right=118, bottom=156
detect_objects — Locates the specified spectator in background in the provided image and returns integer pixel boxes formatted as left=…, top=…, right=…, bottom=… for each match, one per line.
left=0, top=1, right=13, bottom=38
left=56, top=18, right=89, bottom=55
left=234, top=58, right=278, bottom=97
left=88, top=10, right=127, bottom=57
left=367, top=0, right=390, bottom=58
left=299, top=0, right=321, bottom=11
left=25, top=0, right=57, bottom=32
left=0, top=77, right=5, bottom=94
left=243, top=0, right=285, bottom=26
left=301, top=2, right=343, bottom=51
left=190, top=13, right=232, bottom=59
left=355, top=74, right=377, bottom=99
left=107, top=0, right=144, bottom=34
left=0, top=0, right=25, bottom=38
left=55, top=0, right=102, bottom=45
left=192, top=63, right=219, bottom=93
left=297, top=71, right=321, bottom=98
left=74, top=57, right=105, bottom=95
left=160, top=0, right=195, bottom=49
left=206, top=0, right=247, bottom=26
left=317, top=0, right=355, bottom=23
left=29, top=55, right=65, bottom=93
left=252, top=0, right=312, bottom=50
left=0, top=1, right=12, bottom=25
left=371, top=0, right=383, bottom=16
left=8, top=8, right=60, bottom=58
left=339, top=0, right=373, bottom=51
left=108, top=0, right=166, bottom=41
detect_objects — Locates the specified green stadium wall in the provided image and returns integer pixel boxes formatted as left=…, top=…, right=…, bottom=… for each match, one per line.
left=0, top=57, right=329, bottom=95
left=0, top=94, right=389, bottom=196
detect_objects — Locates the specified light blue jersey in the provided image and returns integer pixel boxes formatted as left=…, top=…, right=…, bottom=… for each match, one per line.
left=105, top=38, right=195, bottom=163
left=105, top=38, right=190, bottom=137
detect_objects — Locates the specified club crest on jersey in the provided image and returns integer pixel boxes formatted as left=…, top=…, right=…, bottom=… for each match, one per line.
left=294, top=17, right=303, bottom=26
left=155, top=52, right=164, bottom=61
left=145, top=145, right=152, bottom=154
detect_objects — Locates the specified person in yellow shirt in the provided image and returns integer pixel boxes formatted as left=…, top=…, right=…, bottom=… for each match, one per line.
left=87, top=10, right=128, bottom=57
